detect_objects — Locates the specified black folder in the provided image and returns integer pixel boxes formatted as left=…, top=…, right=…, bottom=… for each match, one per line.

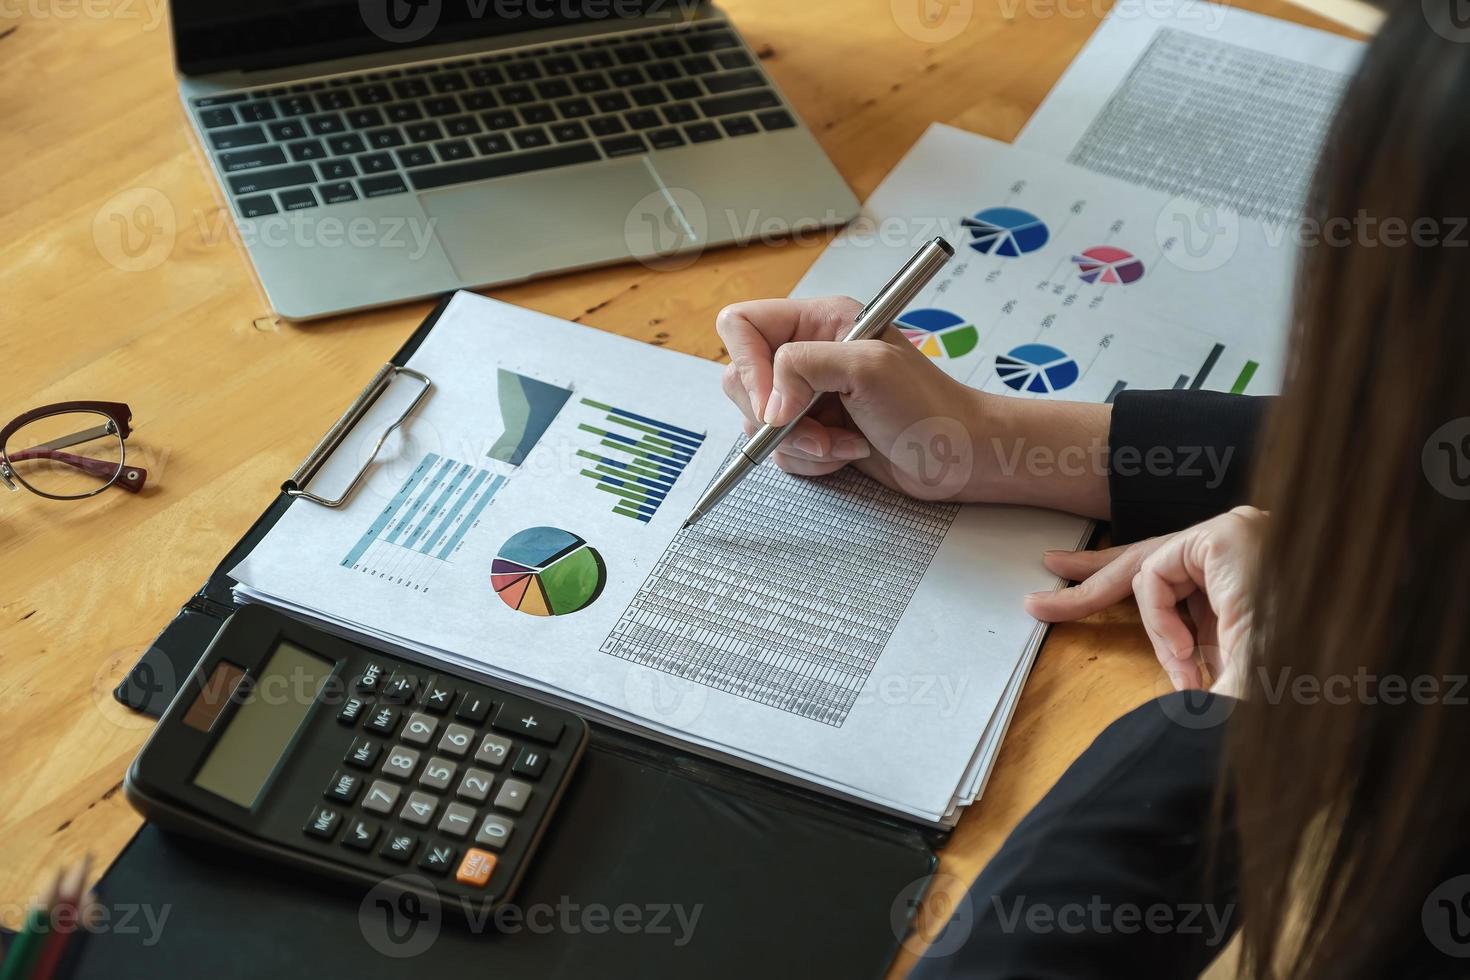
left=101, top=294, right=943, bottom=979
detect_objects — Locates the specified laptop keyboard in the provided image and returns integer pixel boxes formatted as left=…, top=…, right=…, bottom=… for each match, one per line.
left=189, top=20, right=798, bottom=219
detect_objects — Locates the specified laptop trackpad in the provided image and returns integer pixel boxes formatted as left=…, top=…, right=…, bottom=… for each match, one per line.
left=421, top=159, right=666, bottom=284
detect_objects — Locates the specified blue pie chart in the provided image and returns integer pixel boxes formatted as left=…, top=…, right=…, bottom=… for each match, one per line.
left=962, top=207, right=1050, bottom=257
left=995, top=344, right=1079, bottom=393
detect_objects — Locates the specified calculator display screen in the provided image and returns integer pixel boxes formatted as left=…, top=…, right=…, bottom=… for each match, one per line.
left=193, top=642, right=334, bottom=808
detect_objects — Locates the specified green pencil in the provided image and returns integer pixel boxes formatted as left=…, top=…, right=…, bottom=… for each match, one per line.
left=0, top=907, right=49, bottom=980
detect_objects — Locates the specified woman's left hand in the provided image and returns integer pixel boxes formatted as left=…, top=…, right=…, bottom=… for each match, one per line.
left=1024, top=506, right=1267, bottom=697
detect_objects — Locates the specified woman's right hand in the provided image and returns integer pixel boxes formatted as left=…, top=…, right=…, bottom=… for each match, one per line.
left=716, top=295, right=993, bottom=500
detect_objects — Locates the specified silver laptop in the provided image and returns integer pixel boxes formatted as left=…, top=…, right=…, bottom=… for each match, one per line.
left=175, top=1, right=860, bottom=320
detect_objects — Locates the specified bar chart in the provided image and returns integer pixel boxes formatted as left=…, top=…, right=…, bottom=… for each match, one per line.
left=1105, top=344, right=1261, bottom=403
left=340, top=452, right=505, bottom=591
left=574, top=398, right=707, bottom=523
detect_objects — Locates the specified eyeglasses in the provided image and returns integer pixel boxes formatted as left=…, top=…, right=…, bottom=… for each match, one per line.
left=1, top=401, right=148, bottom=500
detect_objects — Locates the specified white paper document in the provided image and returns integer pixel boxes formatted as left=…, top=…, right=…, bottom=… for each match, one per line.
left=1018, top=0, right=1363, bottom=225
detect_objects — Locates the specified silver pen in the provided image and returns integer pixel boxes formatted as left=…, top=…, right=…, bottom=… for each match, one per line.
left=682, top=236, right=955, bottom=529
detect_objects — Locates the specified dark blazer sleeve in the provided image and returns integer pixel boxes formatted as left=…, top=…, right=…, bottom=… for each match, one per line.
left=1108, top=390, right=1272, bottom=543
left=907, top=693, right=1240, bottom=980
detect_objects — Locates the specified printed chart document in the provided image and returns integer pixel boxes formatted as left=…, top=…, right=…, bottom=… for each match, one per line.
left=1018, top=0, right=1363, bottom=225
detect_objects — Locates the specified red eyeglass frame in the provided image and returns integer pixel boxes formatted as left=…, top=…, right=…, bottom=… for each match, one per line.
left=0, top=401, right=148, bottom=500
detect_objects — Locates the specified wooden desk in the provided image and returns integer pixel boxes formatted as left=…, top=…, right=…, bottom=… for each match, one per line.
left=0, top=0, right=1349, bottom=972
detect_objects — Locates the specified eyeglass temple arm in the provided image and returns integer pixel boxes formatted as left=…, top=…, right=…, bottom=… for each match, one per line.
left=4, top=448, right=147, bottom=493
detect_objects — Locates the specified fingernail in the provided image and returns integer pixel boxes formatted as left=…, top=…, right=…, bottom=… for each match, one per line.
left=1043, top=549, right=1068, bottom=557
left=793, top=436, right=822, bottom=456
left=832, top=437, right=869, bottom=460
left=763, top=389, right=784, bottom=425
left=1024, top=591, right=1046, bottom=600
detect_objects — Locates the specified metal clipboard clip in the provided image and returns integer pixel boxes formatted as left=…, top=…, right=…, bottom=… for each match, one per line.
left=282, top=363, right=432, bottom=508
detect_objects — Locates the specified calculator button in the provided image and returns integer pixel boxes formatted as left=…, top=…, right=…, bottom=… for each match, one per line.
left=492, top=704, right=564, bottom=745
left=380, top=831, right=418, bottom=863
left=304, top=805, right=342, bottom=840
left=419, top=756, right=458, bottom=791
left=400, top=790, right=439, bottom=826
left=456, top=848, right=496, bottom=887
left=362, top=779, right=401, bottom=814
left=345, top=737, right=382, bottom=770
left=420, top=679, right=456, bottom=714
left=437, top=802, right=476, bottom=838
left=324, top=769, right=362, bottom=803
left=511, top=746, right=547, bottom=779
left=474, top=814, right=514, bottom=850
left=338, top=695, right=369, bottom=725
left=456, top=768, right=494, bottom=803
left=401, top=711, right=438, bottom=746
left=342, top=817, right=380, bottom=851
left=383, top=671, right=417, bottom=703
left=437, top=722, right=475, bottom=757
left=420, top=842, right=457, bottom=875
left=474, top=733, right=513, bottom=768
left=365, top=704, right=401, bottom=736
left=455, top=691, right=493, bottom=723
left=382, top=745, right=421, bottom=780
left=493, top=779, right=533, bottom=814
left=357, top=662, right=387, bottom=693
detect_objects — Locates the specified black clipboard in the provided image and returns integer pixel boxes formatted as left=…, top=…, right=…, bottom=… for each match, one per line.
left=100, top=294, right=943, bottom=979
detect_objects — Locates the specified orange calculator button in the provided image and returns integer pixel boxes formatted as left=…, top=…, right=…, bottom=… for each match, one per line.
left=456, top=848, right=497, bottom=887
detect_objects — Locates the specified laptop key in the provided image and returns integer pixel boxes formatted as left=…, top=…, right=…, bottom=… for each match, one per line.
left=512, top=127, right=550, bottom=150
left=649, top=39, right=685, bottom=58
left=461, top=91, right=498, bottom=111
left=541, top=55, right=577, bottom=75
left=506, top=61, right=541, bottom=81
left=468, top=66, right=505, bottom=86
left=405, top=121, right=444, bottom=142
left=268, top=120, right=307, bottom=141
left=703, top=69, right=764, bottom=94
left=360, top=174, right=409, bottom=197
left=578, top=50, right=614, bottom=70
left=235, top=194, right=278, bottom=218
left=594, top=92, right=631, bottom=113
left=431, top=72, right=468, bottom=92
left=278, top=187, right=319, bottom=211
left=288, top=139, right=327, bottom=161
left=473, top=134, right=511, bottom=155
left=392, top=78, right=430, bottom=99
left=409, top=142, right=601, bottom=191
left=645, top=62, right=680, bottom=82
left=195, top=93, right=248, bottom=106
left=199, top=107, right=237, bottom=128
left=227, top=164, right=317, bottom=195
left=397, top=147, right=435, bottom=168
left=588, top=116, right=625, bottom=136
left=667, top=79, right=702, bottom=100
left=519, top=105, right=555, bottom=125
left=648, top=128, right=686, bottom=150
left=327, top=133, right=367, bottom=155
left=219, top=146, right=288, bottom=172
left=209, top=125, right=268, bottom=150
left=556, top=98, right=594, bottom=119
left=609, top=67, right=644, bottom=88
left=499, top=84, right=535, bottom=105
left=424, top=96, right=460, bottom=117
left=683, top=121, right=721, bottom=143
left=625, top=110, right=661, bottom=130
left=717, top=50, right=754, bottom=70
left=686, top=30, right=738, bottom=51
left=308, top=114, right=346, bottom=135
left=573, top=73, right=610, bottom=94
left=721, top=115, right=758, bottom=137
left=757, top=109, right=796, bottom=131
left=481, top=110, right=517, bottom=130
left=317, top=158, right=357, bottom=180
left=444, top=115, right=480, bottom=136
left=631, top=86, right=667, bottom=107
left=436, top=139, right=473, bottom=161
left=315, top=90, right=353, bottom=111
left=239, top=102, right=277, bottom=123
left=600, top=135, right=646, bottom=158
left=319, top=181, right=359, bottom=205
left=355, top=84, right=392, bottom=104
left=386, top=102, right=424, bottom=123
left=278, top=96, right=314, bottom=116
left=550, top=121, right=588, bottom=143
left=366, top=127, right=406, bottom=149
left=614, top=44, right=651, bottom=64
left=680, top=55, right=717, bottom=75
left=346, top=108, right=384, bottom=129
left=532, top=78, right=572, bottom=100
left=357, top=152, right=395, bottom=174
left=662, top=103, right=697, bottom=124
left=698, top=89, right=780, bottom=118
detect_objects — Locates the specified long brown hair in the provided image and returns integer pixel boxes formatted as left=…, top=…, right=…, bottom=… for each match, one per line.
left=1229, top=3, right=1470, bottom=976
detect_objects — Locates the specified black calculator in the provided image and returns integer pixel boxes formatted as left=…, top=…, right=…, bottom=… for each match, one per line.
left=126, top=604, right=588, bottom=917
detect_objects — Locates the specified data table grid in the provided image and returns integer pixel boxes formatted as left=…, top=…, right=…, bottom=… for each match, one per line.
left=602, top=441, right=961, bottom=727
left=1068, top=29, right=1348, bottom=225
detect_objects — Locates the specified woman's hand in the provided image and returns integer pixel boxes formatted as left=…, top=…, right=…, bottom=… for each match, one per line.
left=715, top=296, right=1114, bottom=513
left=1024, top=506, right=1267, bottom=696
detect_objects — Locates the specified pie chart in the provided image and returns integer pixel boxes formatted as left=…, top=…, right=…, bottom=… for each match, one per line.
left=896, top=308, right=979, bottom=359
left=492, top=526, right=606, bottom=617
left=962, top=207, right=1049, bottom=257
left=995, top=344, right=1080, bottom=394
left=1072, top=246, right=1146, bottom=285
